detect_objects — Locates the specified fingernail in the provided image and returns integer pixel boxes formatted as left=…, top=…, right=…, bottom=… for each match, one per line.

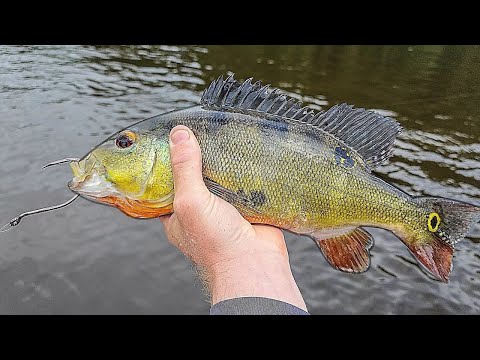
left=170, top=128, right=190, bottom=145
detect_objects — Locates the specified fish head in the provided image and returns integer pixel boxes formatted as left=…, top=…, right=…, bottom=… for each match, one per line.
left=68, top=128, right=174, bottom=218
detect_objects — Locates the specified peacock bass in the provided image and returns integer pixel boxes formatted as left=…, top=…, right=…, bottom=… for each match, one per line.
left=67, top=74, right=480, bottom=282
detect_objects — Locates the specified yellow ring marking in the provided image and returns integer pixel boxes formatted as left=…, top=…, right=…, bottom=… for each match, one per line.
left=428, top=212, right=441, bottom=232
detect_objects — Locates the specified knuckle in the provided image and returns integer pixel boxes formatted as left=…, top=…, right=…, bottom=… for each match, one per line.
left=171, top=149, right=195, bottom=168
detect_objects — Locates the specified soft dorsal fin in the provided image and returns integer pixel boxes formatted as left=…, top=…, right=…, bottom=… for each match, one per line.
left=201, top=74, right=402, bottom=168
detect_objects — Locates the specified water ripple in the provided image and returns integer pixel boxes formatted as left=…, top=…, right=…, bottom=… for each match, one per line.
left=0, top=45, right=479, bottom=314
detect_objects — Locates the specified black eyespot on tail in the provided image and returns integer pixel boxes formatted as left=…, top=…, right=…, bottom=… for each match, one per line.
left=416, top=196, right=480, bottom=246
left=429, top=213, right=439, bottom=232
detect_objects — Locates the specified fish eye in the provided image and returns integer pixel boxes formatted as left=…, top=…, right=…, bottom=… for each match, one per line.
left=427, top=212, right=441, bottom=232
left=115, top=131, right=136, bottom=149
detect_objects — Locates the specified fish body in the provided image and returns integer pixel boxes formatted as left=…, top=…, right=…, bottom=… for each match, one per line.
left=118, top=107, right=410, bottom=232
left=68, top=75, right=480, bottom=282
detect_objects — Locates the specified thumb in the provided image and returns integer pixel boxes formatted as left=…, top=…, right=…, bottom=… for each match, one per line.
left=169, top=125, right=209, bottom=198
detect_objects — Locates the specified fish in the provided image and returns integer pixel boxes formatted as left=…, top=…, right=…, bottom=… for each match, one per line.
left=49, top=74, right=480, bottom=282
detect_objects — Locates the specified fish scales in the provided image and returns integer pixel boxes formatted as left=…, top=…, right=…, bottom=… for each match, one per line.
left=150, top=108, right=416, bottom=234
left=63, top=74, right=480, bottom=282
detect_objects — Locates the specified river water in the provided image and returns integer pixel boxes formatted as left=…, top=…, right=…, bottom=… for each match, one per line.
left=0, top=45, right=479, bottom=314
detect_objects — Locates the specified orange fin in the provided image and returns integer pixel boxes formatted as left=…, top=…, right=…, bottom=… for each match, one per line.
left=401, top=195, right=479, bottom=282
left=95, top=196, right=173, bottom=219
left=404, top=238, right=453, bottom=283
left=313, top=227, right=374, bottom=273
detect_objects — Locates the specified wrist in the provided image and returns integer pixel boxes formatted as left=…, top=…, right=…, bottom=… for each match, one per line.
left=206, top=251, right=307, bottom=312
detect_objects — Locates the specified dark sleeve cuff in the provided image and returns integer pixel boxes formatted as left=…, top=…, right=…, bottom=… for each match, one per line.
left=210, top=297, right=310, bottom=315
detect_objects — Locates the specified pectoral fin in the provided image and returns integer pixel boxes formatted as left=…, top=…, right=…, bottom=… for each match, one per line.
left=203, top=177, right=264, bottom=220
left=313, top=227, right=374, bottom=273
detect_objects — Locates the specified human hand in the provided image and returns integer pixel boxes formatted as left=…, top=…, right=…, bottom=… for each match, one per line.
left=159, top=125, right=307, bottom=311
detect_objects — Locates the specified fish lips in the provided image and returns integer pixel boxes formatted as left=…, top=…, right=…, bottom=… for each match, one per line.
left=68, top=156, right=118, bottom=200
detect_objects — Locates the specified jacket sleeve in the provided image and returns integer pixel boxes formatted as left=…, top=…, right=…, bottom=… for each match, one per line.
left=210, top=297, right=310, bottom=315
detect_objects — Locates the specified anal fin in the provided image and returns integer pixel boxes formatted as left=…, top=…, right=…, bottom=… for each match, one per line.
left=313, top=227, right=374, bottom=273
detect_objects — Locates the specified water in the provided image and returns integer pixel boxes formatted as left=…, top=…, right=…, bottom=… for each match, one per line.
left=0, top=45, right=479, bottom=314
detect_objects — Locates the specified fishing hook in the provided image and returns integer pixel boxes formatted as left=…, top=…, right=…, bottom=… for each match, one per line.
left=42, top=158, right=80, bottom=169
left=0, top=194, right=80, bottom=233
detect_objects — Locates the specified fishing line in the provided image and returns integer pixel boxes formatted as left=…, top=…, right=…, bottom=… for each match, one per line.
left=1, top=157, right=83, bottom=233
left=0, top=194, right=80, bottom=233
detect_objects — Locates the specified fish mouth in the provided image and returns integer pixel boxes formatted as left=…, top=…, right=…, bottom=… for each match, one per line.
left=68, top=153, right=119, bottom=199
left=67, top=152, right=175, bottom=219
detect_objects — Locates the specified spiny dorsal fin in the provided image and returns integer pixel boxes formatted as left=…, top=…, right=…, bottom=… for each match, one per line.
left=201, top=74, right=403, bottom=168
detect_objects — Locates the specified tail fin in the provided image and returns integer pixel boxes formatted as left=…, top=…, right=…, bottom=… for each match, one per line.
left=402, top=197, right=480, bottom=282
